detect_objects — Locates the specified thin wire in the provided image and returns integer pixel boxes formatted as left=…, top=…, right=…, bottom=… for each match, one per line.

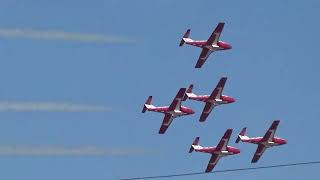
left=120, top=161, right=320, bottom=180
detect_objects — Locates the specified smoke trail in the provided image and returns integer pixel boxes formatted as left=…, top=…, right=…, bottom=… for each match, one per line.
left=0, top=101, right=111, bottom=112
left=0, top=28, right=133, bottom=43
left=0, top=145, right=148, bottom=156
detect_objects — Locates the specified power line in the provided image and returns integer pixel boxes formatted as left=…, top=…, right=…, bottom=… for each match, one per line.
left=120, top=161, right=320, bottom=180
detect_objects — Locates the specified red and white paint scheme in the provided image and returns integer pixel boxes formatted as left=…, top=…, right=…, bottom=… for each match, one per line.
left=189, top=129, right=240, bottom=172
left=179, top=22, right=232, bottom=68
left=142, top=88, right=195, bottom=134
left=184, top=77, right=235, bottom=122
left=235, top=120, right=287, bottom=163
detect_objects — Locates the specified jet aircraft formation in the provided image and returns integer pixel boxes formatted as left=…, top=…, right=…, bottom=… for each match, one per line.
left=142, top=22, right=286, bottom=172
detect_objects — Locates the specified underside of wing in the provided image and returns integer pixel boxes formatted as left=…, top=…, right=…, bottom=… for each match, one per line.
left=208, top=77, right=227, bottom=101
left=168, top=100, right=179, bottom=112
left=168, top=88, right=187, bottom=111
left=262, top=120, right=280, bottom=142
left=251, top=144, right=267, bottom=163
left=199, top=102, right=215, bottom=122
left=206, top=154, right=220, bottom=172
left=158, top=113, right=174, bottom=134
left=206, top=22, right=225, bottom=46
left=215, top=129, right=233, bottom=151
left=195, top=48, right=211, bottom=68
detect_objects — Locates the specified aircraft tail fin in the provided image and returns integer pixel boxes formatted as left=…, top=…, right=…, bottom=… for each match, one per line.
left=183, top=84, right=194, bottom=101
left=142, top=96, right=153, bottom=113
left=179, top=29, right=191, bottom=46
left=189, top=137, right=200, bottom=153
left=186, top=84, right=194, bottom=94
left=236, top=127, right=247, bottom=143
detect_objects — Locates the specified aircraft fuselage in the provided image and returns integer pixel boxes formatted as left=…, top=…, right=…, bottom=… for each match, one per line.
left=193, top=145, right=240, bottom=155
left=147, top=105, right=194, bottom=116
left=184, top=38, right=232, bottom=51
left=242, top=137, right=287, bottom=147
left=187, top=94, right=235, bottom=105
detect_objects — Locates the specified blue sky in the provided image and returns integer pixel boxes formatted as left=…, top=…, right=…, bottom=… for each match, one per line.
left=0, top=0, right=319, bottom=179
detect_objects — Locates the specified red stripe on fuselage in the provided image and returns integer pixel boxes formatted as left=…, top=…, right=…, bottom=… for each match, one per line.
left=148, top=106, right=194, bottom=114
left=186, top=41, right=232, bottom=50
left=243, top=137, right=287, bottom=145
left=189, top=95, right=235, bottom=104
left=195, top=146, right=240, bottom=154
left=186, top=41, right=206, bottom=48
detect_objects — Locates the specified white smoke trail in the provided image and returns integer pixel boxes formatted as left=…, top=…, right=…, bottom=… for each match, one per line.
left=0, top=101, right=111, bottom=112
left=0, top=28, right=133, bottom=43
left=0, top=145, right=148, bottom=156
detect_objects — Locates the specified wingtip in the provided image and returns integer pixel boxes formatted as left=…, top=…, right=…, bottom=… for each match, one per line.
left=225, top=128, right=233, bottom=134
left=199, top=118, right=206, bottom=122
left=214, top=22, right=225, bottom=32
left=178, top=88, right=187, bottom=97
left=199, top=113, right=208, bottom=122
left=219, top=77, right=228, bottom=84
left=271, top=120, right=280, bottom=127
left=178, top=87, right=186, bottom=92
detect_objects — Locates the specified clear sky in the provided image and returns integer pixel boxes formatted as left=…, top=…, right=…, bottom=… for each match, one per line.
left=0, top=0, right=319, bottom=179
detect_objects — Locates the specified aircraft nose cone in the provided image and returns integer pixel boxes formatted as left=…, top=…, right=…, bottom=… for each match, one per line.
left=190, top=109, right=195, bottom=114
left=230, top=97, right=236, bottom=103
left=228, top=44, right=232, bottom=49
left=235, top=149, right=240, bottom=154
left=283, top=139, right=287, bottom=144
left=226, top=97, right=235, bottom=103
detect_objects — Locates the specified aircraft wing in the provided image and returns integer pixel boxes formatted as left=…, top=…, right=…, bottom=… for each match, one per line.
left=158, top=113, right=174, bottom=134
left=158, top=88, right=186, bottom=134
left=199, top=77, right=227, bottom=122
left=215, top=129, right=233, bottom=151
left=208, top=77, right=227, bottom=100
left=205, top=153, right=220, bottom=172
left=261, top=120, right=280, bottom=142
left=251, top=144, right=267, bottom=163
left=168, top=88, right=187, bottom=111
left=195, top=48, right=211, bottom=68
left=199, top=101, right=216, bottom=122
left=205, top=129, right=232, bottom=172
left=206, top=22, right=225, bottom=46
